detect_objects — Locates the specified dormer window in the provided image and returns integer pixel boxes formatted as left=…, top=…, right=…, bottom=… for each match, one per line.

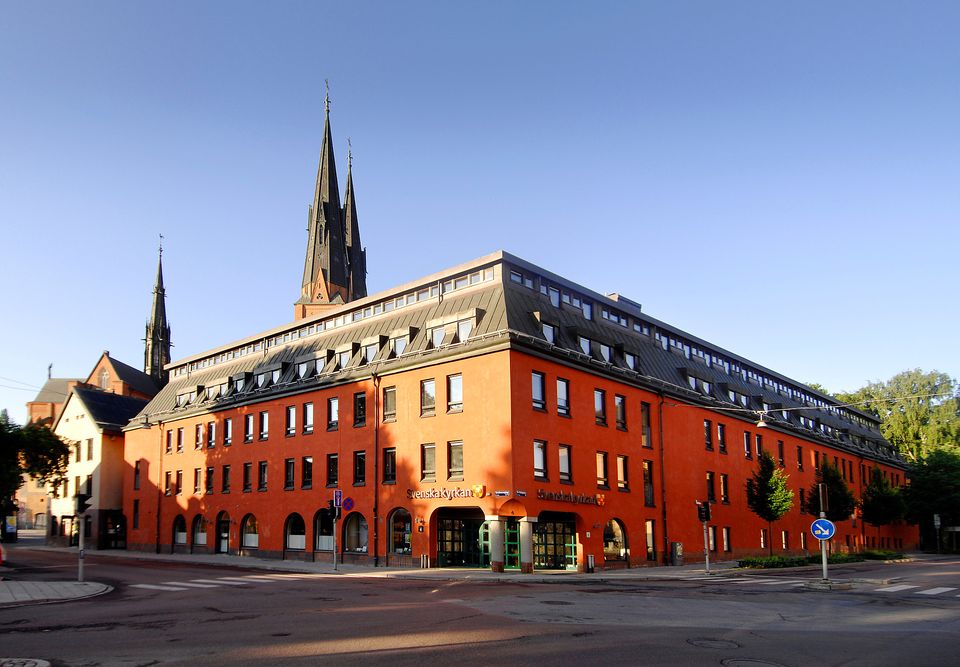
left=599, top=344, right=611, bottom=362
left=297, top=360, right=314, bottom=379
left=255, top=373, right=268, bottom=388
left=579, top=336, right=591, bottom=356
left=456, top=318, right=473, bottom=342
left=271, top=369, right=282, bottom=385
left=390, top=336, right=407, bottom=357
left=542, top=322, right=556, bottom=344
left=234, top=376, right=246, bottom=392
left=362, top=343, right=379, bottom=365
left=337, top=350, right=351, bottom=370
left=625, top=353, right=637, bottom=370
left=430, top=327, right=445, bottom=348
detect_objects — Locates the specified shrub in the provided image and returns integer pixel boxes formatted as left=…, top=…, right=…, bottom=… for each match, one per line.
left=737, top=555, right=810, bottom=569
left=860, top=550, right=904, bottom=560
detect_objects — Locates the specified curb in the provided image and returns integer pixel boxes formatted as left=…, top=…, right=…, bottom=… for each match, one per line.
left=0, top=583, right=114, bottom=609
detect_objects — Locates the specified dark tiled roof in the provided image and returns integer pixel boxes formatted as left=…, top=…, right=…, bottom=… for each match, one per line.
left=73, top=387, right=151, bottom=432
left=30, top=378, right=82, bottom=404
left=107, top=356, right=160, bottom=397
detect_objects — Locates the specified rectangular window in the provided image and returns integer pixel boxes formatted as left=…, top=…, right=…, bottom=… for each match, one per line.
left=383, top=448, right=397, bottom=484
left=420, top=379, right=436, bottom=416
left=383, top=386, right=397, bottom=421
left=284, top=458, right=295, bottom=489
left=164, top=471, right=172, bottom=495
left=717, top=423, right=726, bottom=453
left=799, top=487, right=806, bottom=510
left=534, top=440, right=547, bottom=480
left=303, top=402, right=314, bottom=434
left=195, top=423, right=203, bottom=449
left=782, top=530, right=789, bottom=550
left=579, top=336, right=591, bottom=355
left=448, top=441, right=464, bottom=481
left=223, top=418, right=232, bottom=446
left=760, top=528, right=768, bottom=549
left=645, top=520, right=656, bottom=561
left=777, top=440, right=785, bottom=466
left=641, top=402, right=652, bottom=447
left=327, top=397, right=339, bottom=430
left=706, top=471, right=716, bottom=502
left=532, top=371, right=546, bottom=410
left=720, top=473, right=729, bottom=503
left=243, top=462, right=252, bottom=492
left=814, top=451, right=820, bottom=470
left=615, top=395, right=626, bottom=429
left=259, top=411, right=269, bottom=440
left=704, top=419, right=713, bottom=450
left=709, top=525, right=717, bottom=552
left=723, top=527, right=731, bottom=552
left=559, top=444, right=572, bottom=483
left=87, top=438, right=93, bottom=460
left=133, top=460, right=141, bottom=490
left=205, top=467, right=214, bottom=494
left=193, top=468, right=201, bottom=494
left=755, top=433, right=763, bottom=457
left=165, top=430, right=172, bottom=454
left=797, top=445, right=804, bottom=471
left=354, top=392, right=367, bottom=426
left=800, top=532, right=807, bottom=551
left=286, top=406, right=296, bottom=435
left=596, top=451, right=609, bottom=488
left=258, top=460, right=268, bottom=491
left=421, top=444, right=436, bottom=482
left=222, top=464, right=231, bottom=493
left=326, top=454, right=338, bottom=487
left=557, top=378, right=570, bottom=416
left=353, top=451, right=366, bottom=485
left=447, top=374, right=463, bottom=413
left=244, top=414, right=254, bottom=443
left=594, top=389, right=607, bottom=425
left=133, top=499, right=140, bottom=530
left=207, top=421, right=216, bottom=448
left=176, top=428, right=184, bottom=452
left=744, top=431, right=752, bottom=459
left=643, top=460, right=655, bottom=506
left=617, top=455, right=629, bottom=491
left=302, top=456, right=313, bottom=489
left=542, top=322, right=556, bottom=344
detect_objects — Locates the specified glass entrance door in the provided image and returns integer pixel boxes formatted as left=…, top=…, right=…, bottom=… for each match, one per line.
left=504, top=518, right=521, bottom=569
left=437, top=513, right=490, bottom=567
left=534, top=516, right=577, bottom=570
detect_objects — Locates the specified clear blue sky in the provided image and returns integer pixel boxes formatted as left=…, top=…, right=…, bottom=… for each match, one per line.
left=2, top=1, right=958, bottom=424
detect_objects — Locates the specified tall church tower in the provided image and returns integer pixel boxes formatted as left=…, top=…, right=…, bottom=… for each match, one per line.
left=295, top=89, right=367, bottom=320
left=144, top=243, right=171, bottom=387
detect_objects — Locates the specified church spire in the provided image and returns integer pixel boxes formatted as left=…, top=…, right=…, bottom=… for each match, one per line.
left=343, top=141, right=367, bottom=300
left=296, top=83, right=353, bottom=320
left=144, top=238, right=171, bottom=387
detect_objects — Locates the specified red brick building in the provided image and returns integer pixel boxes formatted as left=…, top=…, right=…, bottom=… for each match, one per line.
left=122, top=103, right=915, bottom=572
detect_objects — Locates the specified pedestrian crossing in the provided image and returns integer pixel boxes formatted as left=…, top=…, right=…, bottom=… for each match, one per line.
left=684, top=575, right=960, bottom=598
left=874, top=584, right=958, bottom=597
left=129, top=573, right=325, bottom=593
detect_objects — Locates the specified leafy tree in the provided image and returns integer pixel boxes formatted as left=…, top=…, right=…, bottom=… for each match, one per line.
left=905, top=447, right=960, bottom=549
left=835, top=369, right=959, bottom=461
left=745, top=451, right=794, bottom=555
left=860, top=467, right=905, bottom=527
left=804, top=462, right=857, bottom=522
left=0, top=410, right=69, bottom=512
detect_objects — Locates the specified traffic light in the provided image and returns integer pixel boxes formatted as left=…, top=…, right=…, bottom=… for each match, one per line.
left=696, top=500, right=711, bottom=522
left=327, top=499, right=340, bottom=519
left=75, top=493, right=93, bottom=515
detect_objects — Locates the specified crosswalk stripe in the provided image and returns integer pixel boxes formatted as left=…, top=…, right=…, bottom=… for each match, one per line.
left=726, top=579, right=774, bottom=584
left=755, top=580, right=804, bottom=585
left=690, top=577, right=739, bottom=582
left=915, top=587, right=957, bottom=596
left=239, top=575, right=283, bottom=581
left=875, top=585, right=919, bottom=592
left=192, top=578, right=248, bottom=586
left=165, top=581, right=220, bottom=588
left=217, top=576, right=272, bottom=583
left=130, top=584, right=190, bottom=591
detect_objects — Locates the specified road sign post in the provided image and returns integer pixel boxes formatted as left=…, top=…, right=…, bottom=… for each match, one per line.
left=934, top=514, right=941, bottom=554
left=696, top=500, right=711, bottom=574
left=811, top=517, right=837, bottom=582
left=333, top=490, right=343, bottom=571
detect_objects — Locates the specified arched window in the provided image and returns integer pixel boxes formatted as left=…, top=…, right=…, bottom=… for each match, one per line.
left=603, top=519, right=627, bottom=560
left=314, top=507, right=334, bottom=551
left=343, top=513, right=368, bottom=553
left=99, top=369, right=110, bottom=390
left=389, top=509, right=412, bottom=554
left=241, top=514, right=259, bottom=549
left=173, top=515, right=187, bottom=545
left=285, top=513, right=306, bottom=550
left=192, top=515, right=207, bottom=546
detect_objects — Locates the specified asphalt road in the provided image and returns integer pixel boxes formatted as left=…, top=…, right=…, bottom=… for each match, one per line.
left=2, top=549, right=959, bottom=666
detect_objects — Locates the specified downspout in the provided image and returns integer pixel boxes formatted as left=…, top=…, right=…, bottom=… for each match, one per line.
left=657, top=392, right=669, bottom=565
left=371, top=372, right=380, bottom=567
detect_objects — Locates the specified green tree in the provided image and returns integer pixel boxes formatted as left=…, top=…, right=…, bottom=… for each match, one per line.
left=835, top=369, right=959, bottom=461
left=860, top=467, right=905, bottom=528
left=0, top=410, right=69, bottom=513
left=745, top=451, right=794, bottom=555
left=905, top=447, right=960, bottom=550
left=804, top=462, right=857, bottom=522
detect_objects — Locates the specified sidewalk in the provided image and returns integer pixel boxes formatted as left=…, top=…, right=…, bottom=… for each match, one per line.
left=0, top=580, right=111, bottom=608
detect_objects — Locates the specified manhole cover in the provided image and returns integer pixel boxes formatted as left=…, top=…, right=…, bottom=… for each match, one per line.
left=541, top=600, right=573, bottom=606
left=1, top=660, right=53, bottom=667
left=688, top=639, right=741, bottom=649
left=721, top=660, right=789, bottom=667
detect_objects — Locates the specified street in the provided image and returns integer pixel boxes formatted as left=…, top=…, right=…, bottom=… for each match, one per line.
left=2, top=546, right=960, bottom=666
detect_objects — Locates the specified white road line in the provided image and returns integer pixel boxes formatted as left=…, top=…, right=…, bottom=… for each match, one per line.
left=130, top=584, right=190, bottom=591
left=165, top=581, right=220, bottom=588
left=915, top=587, right=957, bottom=596
left=691, top=577, right=740, bottom=582
left=193, top=578, right=248, bottom=586
left=726, top=579, right=775, bottom=585
left=788, top=583, right=805, bottom=587
left=875, top=584, right=919, bottom=592
left=217, top=576, right=272, bottom=583
left=755, top=580, right=804, bottom=585
left=239, top=575, right=283, bottom=581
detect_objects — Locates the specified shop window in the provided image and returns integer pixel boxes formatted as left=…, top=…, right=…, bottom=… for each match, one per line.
left=343, top=513, right=368, bottom=553
left=285, top=514, right=306, bottom=551
left=390, top=509, right=412, bottom=554
left=241, top=514, right=259, bottom=549
left=603, top=519, right=627, bottom=560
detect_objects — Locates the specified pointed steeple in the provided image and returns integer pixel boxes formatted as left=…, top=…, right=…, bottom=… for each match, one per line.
left=144, top=240, right=171, bottom=387
left=296, top=83, right=352, bottom=319
left=343, top=142, right=367, bottom=300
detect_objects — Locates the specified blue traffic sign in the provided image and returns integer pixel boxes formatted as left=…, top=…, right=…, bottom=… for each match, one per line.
left=333, top=489, right=343, bottom=508
left=343, top=497, right=355, bottom=511
left=811, top=518, right=836, bottom=540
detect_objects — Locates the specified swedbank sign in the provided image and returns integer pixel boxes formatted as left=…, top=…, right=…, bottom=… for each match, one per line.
left=406, top=485, right=486, bottom=500
left=537, top=489, right=606, bottom=506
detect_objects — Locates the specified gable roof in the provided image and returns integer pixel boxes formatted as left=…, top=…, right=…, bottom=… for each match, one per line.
left=29, top=377, right=83, bottom=405
left=72, top=386, right=151, bottom=433
left=107, top=356, right=161, bottom=397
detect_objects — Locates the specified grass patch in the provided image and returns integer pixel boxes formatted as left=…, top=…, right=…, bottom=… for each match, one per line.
left=737, top=555, right=810, bottom=569
left=860, top=550, right=905, bottom=560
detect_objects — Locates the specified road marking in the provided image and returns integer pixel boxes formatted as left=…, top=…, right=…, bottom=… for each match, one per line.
left=130, top=584, right=190, bottom=591
left=193, top=578, right=248, bottom=586
left=754, top=580, right=804, bottom=585
left=239, top=575, right=283, bottom=581
left=165, top=581, right=220, bottom=588
left=875, top=585, right=919, bottom=592
left=690, top=577, right=740, bottom=582
left=217, top=576, right=271, bottom=583
left=915, top=587, right=957, bottom=596
left=726, top=579, right=775, bottom=584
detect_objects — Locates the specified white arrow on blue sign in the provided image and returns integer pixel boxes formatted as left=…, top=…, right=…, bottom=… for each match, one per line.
left=810, top=518, right=836, bottom=540
left=334, top=489, right=343, bottom=508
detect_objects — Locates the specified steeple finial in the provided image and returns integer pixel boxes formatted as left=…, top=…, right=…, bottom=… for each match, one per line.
left=324, top=79, right=330, bottom=113
left=348, top=137, right=352, bottom=170
left=158, top=232, right=164, bottom=257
